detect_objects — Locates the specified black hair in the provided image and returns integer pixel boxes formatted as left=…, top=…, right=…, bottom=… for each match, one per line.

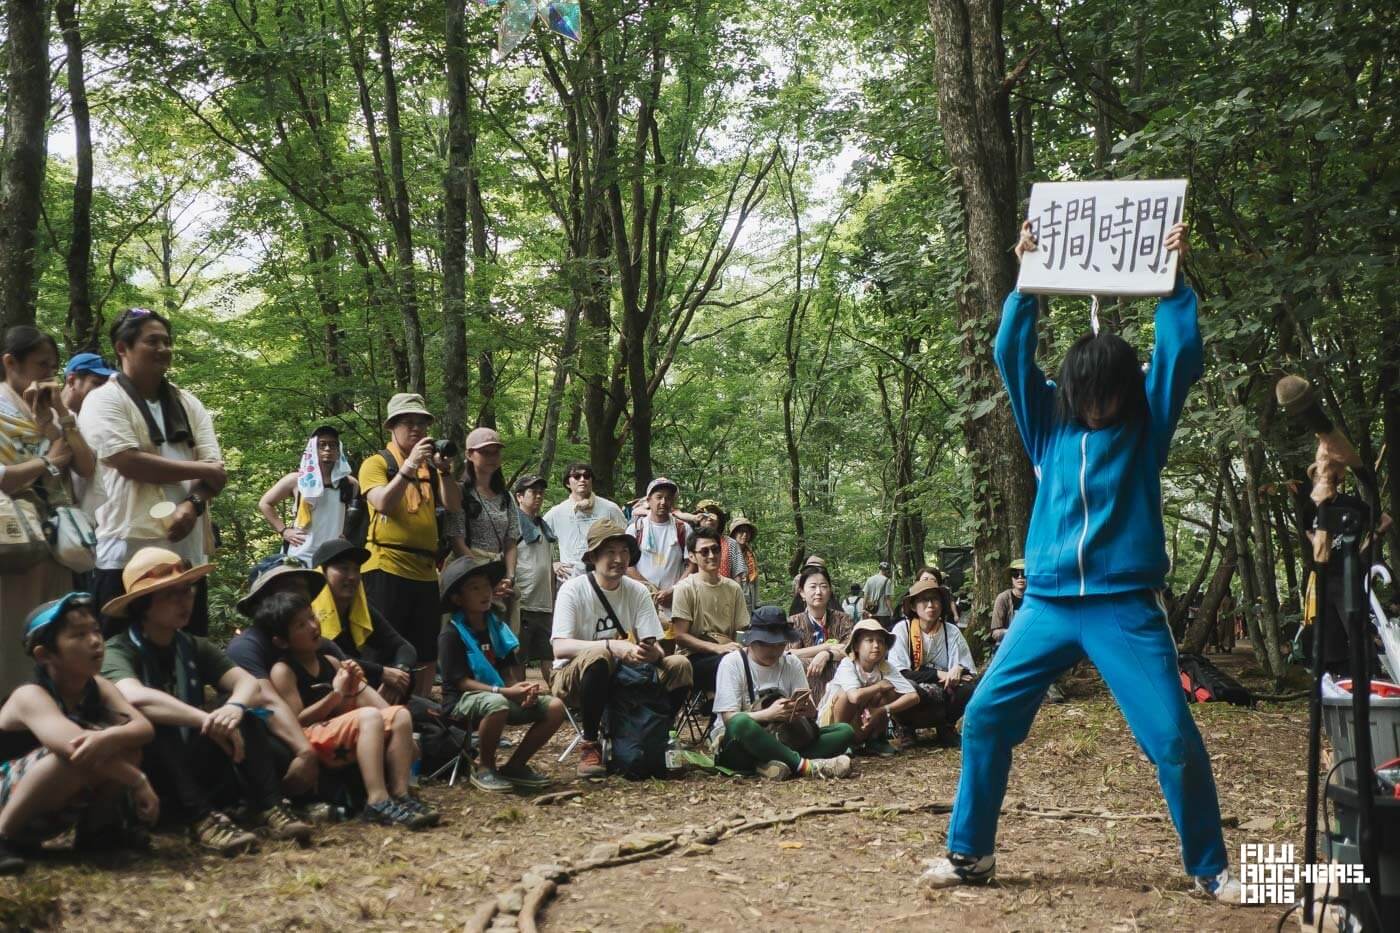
left=252, top=591, right=313, bottom=641
left=698, top=503, right=729, bottom=531
left=849, top=583, right=861, bottom=595
left=25, top=598, right=98, bottom=657
left=916, top=565, right=944, bottom=585
left=689, top=525, right=722, bottom=552
left=1055, top=332, right=1147, bottom=427
left=125, top=595, right=155, bottom=625
left=798, top=564, right=831, bottom=590
left=0, top=325, right=59, bottom=378
left=561, top=461, right=593, bottom=484
left=312, top=426, right=340, bottom=439
left=109, top=308, right=173, bottom=356
left=905, top=586, right=952, bottom=621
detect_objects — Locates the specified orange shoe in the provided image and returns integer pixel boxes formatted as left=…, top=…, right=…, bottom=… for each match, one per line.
left=577, top=740, right=606, bottom=778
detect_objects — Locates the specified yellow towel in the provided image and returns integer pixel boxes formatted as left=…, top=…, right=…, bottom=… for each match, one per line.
left=314, top=581, right=374, bottom=648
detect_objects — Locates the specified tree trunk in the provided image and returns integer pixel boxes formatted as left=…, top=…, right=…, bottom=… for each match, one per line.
left=376, top=5, right=425, bottom=399
left=442, top=0, right=471, bottom=448
left=925, top=0, right=1036, bottom=629
left=306, top=228, right=353, bottom=414
left=1242, top=448, right=1284, bottom=683
left=1182, top=540, right=1237, bottom=655
left=56, top=0, right=96, bottom=351
left=0, top=0, right=51, bottom=331
left=1169, top=466, right=1225, bottom=632
left=537, top=301, right=582, bottom=480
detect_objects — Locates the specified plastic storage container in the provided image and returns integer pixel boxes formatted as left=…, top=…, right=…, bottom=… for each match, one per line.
left=1321, top=692, right=1400, bottom=789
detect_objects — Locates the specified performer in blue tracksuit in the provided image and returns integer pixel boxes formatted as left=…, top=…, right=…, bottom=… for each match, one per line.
left=922, top=221, right=1240, bottom=903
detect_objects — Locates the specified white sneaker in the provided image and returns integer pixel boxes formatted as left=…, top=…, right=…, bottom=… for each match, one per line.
left=805, top=755, right=852, bottom=779
left=921, top=852, right=997, bottom=887
left=1193, top=867, right=1243, bottom=904
left=756, top=760, right=792, bottom=781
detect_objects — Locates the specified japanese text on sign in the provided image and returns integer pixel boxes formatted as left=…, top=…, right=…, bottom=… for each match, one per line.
left=1015, top=179, right=1187, bottom=297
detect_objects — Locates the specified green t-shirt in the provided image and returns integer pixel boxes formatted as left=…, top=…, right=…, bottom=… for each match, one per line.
left=102, top=630, right=234, bottom=700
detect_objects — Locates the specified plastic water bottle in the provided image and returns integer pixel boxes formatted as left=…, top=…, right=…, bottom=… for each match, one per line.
left=409, top=732, right=422, bottom=787
left=665, top=730, right=684, bottom=776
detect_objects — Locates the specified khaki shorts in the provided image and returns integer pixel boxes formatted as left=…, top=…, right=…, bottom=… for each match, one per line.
left=549, top=644, right=693, bottom=706
left=452, top=690, right=552, bottom=725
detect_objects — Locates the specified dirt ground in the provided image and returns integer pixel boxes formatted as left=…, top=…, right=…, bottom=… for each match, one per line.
left=2, top=650, right=1314, bottom=932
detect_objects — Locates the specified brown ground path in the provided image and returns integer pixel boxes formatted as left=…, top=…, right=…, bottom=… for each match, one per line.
left=1, top=646, right=1313, bottom=931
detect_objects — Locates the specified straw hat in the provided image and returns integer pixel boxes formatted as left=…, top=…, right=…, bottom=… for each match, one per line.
left=101, top=547, right=214, bottom=618
left=844, top=618, right=896, bottom=655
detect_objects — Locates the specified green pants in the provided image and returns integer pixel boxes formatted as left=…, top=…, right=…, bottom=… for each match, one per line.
left=715, top=713, right=855, bottom=773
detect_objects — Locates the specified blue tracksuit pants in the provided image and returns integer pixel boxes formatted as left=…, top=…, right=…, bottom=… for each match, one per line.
left=946, top=590, right=1228, bottom=877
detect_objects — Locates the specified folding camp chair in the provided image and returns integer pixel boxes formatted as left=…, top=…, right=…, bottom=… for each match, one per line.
left=675, top=689, right=715, bottom=746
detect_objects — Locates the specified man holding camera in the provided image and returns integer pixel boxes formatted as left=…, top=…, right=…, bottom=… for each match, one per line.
left=359, top=393, right=462, bottom=697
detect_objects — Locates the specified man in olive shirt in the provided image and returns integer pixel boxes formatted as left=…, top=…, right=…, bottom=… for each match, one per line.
left=670, top=527, right=750, bottom=693
left=359, top=393, right=462, bottom=697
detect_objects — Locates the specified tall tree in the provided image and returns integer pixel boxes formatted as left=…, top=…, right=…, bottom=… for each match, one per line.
left=56, top=0, right=98, bottom=350
left=925, top=0, right=1035, bottom=626
left=0, top=0, right=52, bottom=330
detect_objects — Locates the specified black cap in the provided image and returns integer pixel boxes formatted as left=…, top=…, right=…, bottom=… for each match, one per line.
left=741, top=605, right=797, bottom=645
left=314, top=537, right=371, bottom=569
left=311, top=423, right=341, bottom=437
left=512, top=473, right=547, bottom=494
left=439, top=554, right=508, bottom=611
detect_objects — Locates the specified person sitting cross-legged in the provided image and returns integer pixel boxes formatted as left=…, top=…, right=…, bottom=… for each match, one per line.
left=0, top=594, right=160, bottom=875
left=818, top=619, right=921, bottom=757
left=550, top=520, right=693, bottom=778
left=709, top=606, right=853, bottom=781
left=888, top=580, right=977, bottom=750
left=263, top=592, right=437, bottom=829
left=100, top=547, right=313, bottom=855
left=439, top=555, right=565, bottom=793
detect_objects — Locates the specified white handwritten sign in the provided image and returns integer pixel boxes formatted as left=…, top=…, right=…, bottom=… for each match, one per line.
left=1015, top=179, right=1187, bottom=297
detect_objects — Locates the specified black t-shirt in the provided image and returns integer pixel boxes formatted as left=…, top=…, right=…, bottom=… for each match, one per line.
left=227, top=626, right=345, bottom=680
left=437, top=621, right=519, bottom=712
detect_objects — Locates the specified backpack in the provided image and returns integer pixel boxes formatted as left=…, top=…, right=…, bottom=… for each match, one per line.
left=607, top=661, right=671, bottom=779
left=1178, top=653, right=1254, bottom=707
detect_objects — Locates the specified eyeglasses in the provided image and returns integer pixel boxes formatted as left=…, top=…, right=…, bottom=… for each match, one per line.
left=694, top=546, right=721, bottom=557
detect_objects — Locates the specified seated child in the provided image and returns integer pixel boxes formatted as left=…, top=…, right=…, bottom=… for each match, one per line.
left=709, top=606, right=853, bottom=780
left=101, top=547, right=314, bottom=855
left=818, top=619, right=921, bottom=757
left=0, top=594, right=159, bottom=874
left=439, top=555, right=565, bottom=793
left=263, top=591, right=437, bottom=828
left=888, top=580, right=977, bottom=748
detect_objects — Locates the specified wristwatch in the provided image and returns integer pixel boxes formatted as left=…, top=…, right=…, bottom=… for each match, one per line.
left=184, top=492, right=207, bottom=516
left=39, top=456, right=61, bottom=478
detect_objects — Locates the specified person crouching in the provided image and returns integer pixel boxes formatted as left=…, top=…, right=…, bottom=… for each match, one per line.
left=263, top=592, right=437, bottom=829
left=888, top=580, right=977, bottom=749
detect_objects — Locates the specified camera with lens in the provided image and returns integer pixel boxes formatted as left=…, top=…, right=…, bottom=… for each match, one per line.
left=432, top=438, right=458, bottom=459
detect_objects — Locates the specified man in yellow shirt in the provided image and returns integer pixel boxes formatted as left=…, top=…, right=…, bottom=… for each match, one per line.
left=359, top=393, right=461, bottom=697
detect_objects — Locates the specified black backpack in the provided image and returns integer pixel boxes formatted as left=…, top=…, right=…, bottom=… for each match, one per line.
left=1178, top=653, right=1255, bottom=707
left=607, top=661, right=671, bottom=780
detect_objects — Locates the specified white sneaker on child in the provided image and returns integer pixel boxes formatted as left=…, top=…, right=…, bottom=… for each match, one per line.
left=804, top=755, right=852, bottom=779
left=1193, top=867, right=1243, bottom=904
left=921, top=852, right=997, bottom=887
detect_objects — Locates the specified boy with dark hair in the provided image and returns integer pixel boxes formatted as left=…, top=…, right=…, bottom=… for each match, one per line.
left=101, top=547, right=313, bottom=854
left=439, top=555, right=565, bottom=792
left=0, top=594, right=158, bottom=874
left=263, top=591, right=435, bottom=829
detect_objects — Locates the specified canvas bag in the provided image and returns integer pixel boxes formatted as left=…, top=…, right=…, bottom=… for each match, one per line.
left=0, top=491, right=49, bottom=574
left=48, top=505, right=97, bottom=572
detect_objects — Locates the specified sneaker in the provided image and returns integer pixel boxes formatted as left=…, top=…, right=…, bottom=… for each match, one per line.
left=191, top=812, right=258, bottom=856
left=1046, top=684, right=1067, bottom=704
left=893, top=726, right=918, bottom=751
left=394, top=795, right=440, bottom=826
left=0, top=838, right=27, bottom=876
left=804, top=755, right=852, bottom=779
left=921, top=852, right=997, bottom=887
left=470, top=767, right=515, bottom=793
left=499, top=763, right=553, bottom=790
left=257, top=803, right=314, bottom=842
left=362, top=798, right=435, bottom=830
left=577, top=740, right=606, bottom=779
left=861, top=737, right=898, bottom=758
left=1193, top=867, right=1243, bottom=904
left=755, top=760, right=792, bottom=781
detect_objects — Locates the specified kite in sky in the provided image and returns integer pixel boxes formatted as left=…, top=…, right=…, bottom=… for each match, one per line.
left=484, top=0, right=581, bottom=57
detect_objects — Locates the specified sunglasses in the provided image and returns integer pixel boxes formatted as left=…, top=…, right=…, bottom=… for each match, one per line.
left=694, top=546, right=721, bottom=557
left=569, top=471, right=593, bottom=480
left=1010, top=570, right=1025, bottom=579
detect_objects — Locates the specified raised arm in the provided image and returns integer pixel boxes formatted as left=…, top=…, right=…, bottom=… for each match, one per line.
left=993, top=221, right=1057, bottom=464
left=1144, top=224, right=1203, bottom=463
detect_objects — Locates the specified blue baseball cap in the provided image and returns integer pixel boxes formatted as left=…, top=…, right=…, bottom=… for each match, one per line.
left=23, top=592, right=97, bottom=651
left=63, top=352, right=116, bottom=379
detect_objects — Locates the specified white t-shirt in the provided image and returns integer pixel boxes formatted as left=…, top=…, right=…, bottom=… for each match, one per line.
left=630, top=516, right=687, bottom=591
left=888, top=619, right=977, bottom=675
left=711, top=650, right=808, bottom=743
left=288, top=488, right=348, bottom=565
left=81, top=385, right=220, bottom=569
left=818, top=656, right=914, bottom=722
left=543, top=495, right=626, bottom=567
left=550, top=573, right=663, bottom=669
